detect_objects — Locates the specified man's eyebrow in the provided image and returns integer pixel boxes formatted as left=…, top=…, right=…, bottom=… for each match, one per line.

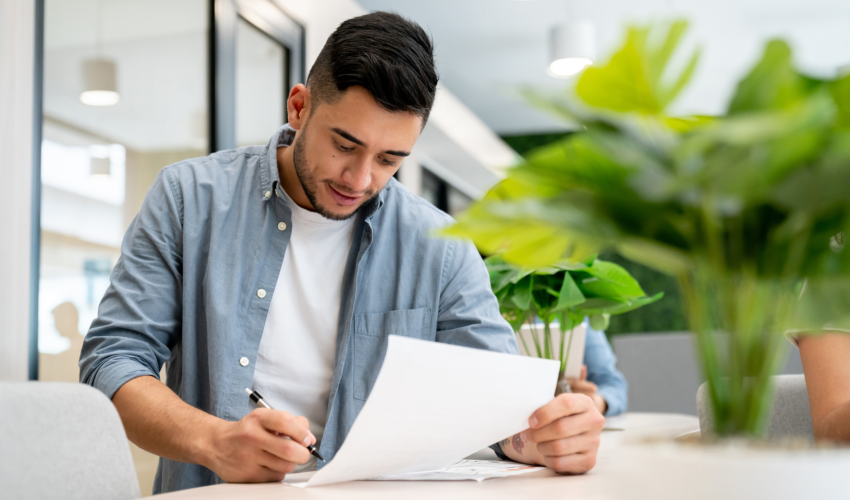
left=331, top=127, right=410, bottom=157
left=332, top=127, right=365, bottom=146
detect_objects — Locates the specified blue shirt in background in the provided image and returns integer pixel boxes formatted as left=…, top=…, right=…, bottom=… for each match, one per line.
left=582, top=319, right=628, bottom=417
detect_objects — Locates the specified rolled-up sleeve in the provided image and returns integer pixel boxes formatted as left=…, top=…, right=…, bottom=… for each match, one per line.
left=435, top=239, right=519, bottom=460
left=79, top=167, right=184, bottom=399
left=435, top=240, right=518, bottom=355
left=584, top=321, right=628, bottom=416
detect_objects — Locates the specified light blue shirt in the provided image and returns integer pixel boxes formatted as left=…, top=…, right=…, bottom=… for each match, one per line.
left=79, top=125, right=518, bottom=494
left=582, top=320, right=628, bottom=417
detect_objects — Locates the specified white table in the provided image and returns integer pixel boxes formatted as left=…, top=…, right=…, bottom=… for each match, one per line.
left=158, top=413, right=699, bottom=500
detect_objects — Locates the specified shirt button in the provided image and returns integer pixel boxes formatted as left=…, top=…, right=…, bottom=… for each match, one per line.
left=264, top=190, right=271, bottom=198
left=278, top=222, right=287, bottom=231
left=257, top=289, right=267, bottom=298
left=239, top=357, right=249, bottom=367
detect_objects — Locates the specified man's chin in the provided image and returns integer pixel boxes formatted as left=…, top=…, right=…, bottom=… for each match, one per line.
left=313, top=198, right=361, bottom=221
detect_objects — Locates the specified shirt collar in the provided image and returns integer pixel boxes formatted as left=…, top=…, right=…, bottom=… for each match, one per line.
left=262, top=124, right=386, bottom=219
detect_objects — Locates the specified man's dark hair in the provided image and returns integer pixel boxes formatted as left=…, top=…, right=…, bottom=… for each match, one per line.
left=306, top=12, right=439, bottom=124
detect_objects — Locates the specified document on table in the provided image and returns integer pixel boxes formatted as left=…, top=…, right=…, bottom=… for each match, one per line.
left=301, top=336, right=559, bottom=487
left=372, top=459, right=545, bottom=482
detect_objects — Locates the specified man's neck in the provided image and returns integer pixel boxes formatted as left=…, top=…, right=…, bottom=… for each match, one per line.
left=276, top=144, right=315, bottom=212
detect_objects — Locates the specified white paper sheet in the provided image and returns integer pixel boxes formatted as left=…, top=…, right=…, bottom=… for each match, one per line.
left=371, top=459, right=545, bottom=482
left=303, top=336, right=559, bottom=487
left=516, top=322, right=586, bottom=379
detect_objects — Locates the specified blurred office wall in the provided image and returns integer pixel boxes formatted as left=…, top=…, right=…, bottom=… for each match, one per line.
left=0, top=0, right=36, bottom=382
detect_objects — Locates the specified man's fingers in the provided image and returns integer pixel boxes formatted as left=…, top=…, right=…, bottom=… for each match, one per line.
left=529, top=393, right=595, bottom=429
left=253, top=409, right=314, bottom=446
left=528, top=408, right=604, bottom=443
left=230, top=464, right=288, bottom=484
left=260, top=433, right=312, bottom=465
left=580, top=365, right=587, bottom=381
left=294, top=415, right=310, bottom=429
left=259, top=449, right=299, bottom=474
left=535, top=431, right=600, bottom=457
left=569, top=380, right=598, bottom=394
left=542, top=451, right=597, bottom=475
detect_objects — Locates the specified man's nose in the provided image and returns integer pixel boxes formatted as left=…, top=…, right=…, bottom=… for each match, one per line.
left=341, top=156, right=372, bottom=194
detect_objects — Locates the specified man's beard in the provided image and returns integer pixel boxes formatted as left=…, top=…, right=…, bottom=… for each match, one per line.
left=292, top=124, right=378, bottom=221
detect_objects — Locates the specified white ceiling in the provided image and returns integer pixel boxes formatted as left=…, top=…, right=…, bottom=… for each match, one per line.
left=357, top=0, right=850, bottom=135
left=43, top=0, right=850, bottom=149
left=43, top=0, right=209, bottom=151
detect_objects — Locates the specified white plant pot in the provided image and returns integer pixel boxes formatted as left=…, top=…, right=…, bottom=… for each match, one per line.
left=607, top=438, right=850, bottom=500
left=516, top=322, right=586, bottom=379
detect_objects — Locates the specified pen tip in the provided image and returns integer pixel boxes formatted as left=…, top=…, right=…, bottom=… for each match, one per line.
left=244, top=388, right=252, bottom=394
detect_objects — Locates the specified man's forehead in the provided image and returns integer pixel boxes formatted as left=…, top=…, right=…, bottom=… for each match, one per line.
left=313, top=88, right=422, bottom=147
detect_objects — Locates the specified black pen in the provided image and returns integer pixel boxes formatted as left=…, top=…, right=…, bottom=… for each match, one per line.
left=244, top=388, right=325, bottom=462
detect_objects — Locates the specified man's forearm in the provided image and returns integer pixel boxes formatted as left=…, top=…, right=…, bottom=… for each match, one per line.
left=111, top=375, right=223, bottom=467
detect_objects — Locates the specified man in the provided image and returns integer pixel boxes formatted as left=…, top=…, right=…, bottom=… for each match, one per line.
left=80, top=12, right=604, bottom=494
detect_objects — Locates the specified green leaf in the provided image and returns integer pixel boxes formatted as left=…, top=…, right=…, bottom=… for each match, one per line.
left=578, top=292, right=665, bottom=316
left=589, top=313, right=611, bottom=331
left=658, top=47, right=701, bottom=109
left=577, top=26, right=661, bottom=113
left=646, top=20, right=689, bottom=85
left=727, top=39, right=817, bottom=114
left=576, top=20, right=699, bottom=114
left=554, top=272, right=586, bottom=311
left=829, top=73, right=850, bottom=127
left=511, top=275, right=533, bottom=310
left=579, top=260, right=646, bottom=299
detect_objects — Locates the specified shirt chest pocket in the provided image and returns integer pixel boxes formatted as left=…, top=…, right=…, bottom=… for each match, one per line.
left=352, top=307, right=432, bottom=401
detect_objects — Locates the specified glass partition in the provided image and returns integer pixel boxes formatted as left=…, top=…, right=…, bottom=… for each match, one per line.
left=39, top=0, right=209, bottom=494
left=235, top=15, right=288, bottom=147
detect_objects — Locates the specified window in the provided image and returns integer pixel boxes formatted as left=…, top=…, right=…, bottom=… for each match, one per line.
left=420, top=168, right=472, bottom=217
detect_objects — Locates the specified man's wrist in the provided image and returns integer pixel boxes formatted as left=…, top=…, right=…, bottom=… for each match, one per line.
left=498, top=433, right=543, bottom=466
left=191, top=415, right=228, bottom=469
left=593, top=394, right=608, bottom=415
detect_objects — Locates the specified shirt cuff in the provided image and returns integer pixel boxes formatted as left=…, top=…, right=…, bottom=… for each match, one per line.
left=489, top=442, right=510, bottom=461
left=84, top=356, right=160, bottom=399
left=596, top=385, right=625, bottom=417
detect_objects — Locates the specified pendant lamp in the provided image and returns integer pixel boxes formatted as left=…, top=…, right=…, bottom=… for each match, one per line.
left=80, top=59, right=119, bottom=106
left=548, top=20, right=595, bottom=78
left=80, top=0, right=119, bottom=106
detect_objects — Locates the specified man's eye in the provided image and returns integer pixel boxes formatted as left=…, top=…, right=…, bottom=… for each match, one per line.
left=381, top=159, right=398, bottom=167
left=337, top=143, right=354, bottom=153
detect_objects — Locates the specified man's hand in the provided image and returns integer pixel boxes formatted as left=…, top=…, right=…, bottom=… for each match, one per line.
left=202, top=408, right=316, bottom=483
left=111, top=376, right=316, bottom=483
left=498, top=393, right=604, bottom=474
left=568, top=365, right=607, bottom=415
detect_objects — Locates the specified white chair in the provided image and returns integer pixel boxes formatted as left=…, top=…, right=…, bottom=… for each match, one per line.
left=0, top=382, right=141, bottom=500
left=697, top=374, right=814, bottom=439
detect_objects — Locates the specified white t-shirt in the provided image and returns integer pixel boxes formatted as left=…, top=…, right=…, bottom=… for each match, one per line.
left=251, top=188, right=356, bottom=472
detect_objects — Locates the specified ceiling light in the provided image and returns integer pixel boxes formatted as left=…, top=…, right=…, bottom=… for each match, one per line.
left=90, top=155, right=111, bottom=177
left=549, top=21, right=596, bottom=78
left=80, top=59, right=120, bottom=106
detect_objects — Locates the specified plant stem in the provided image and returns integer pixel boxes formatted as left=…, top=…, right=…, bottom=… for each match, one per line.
left=561, top=325, right=575, bottom=374
left=516, top=322, right=532, bottom=357
left=529, top=319, right=543, bottom=358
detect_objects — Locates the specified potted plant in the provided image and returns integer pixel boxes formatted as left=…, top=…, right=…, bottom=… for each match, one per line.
left=485, top=254, right=661, bottom=395
left=444, top=20, right=850, bottom=499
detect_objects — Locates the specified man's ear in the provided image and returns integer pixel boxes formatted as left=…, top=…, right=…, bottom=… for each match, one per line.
left=287, top=84, right=311, bottom=130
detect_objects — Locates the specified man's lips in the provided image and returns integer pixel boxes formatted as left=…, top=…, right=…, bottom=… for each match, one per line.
left=327, top=184, right=362, bottom=207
